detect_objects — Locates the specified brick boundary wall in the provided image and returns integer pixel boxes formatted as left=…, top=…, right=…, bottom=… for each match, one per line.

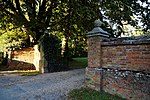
left=8, top=47, right=35, bottom=70
left=8, top=45, right=41, bottom=71
left=86, top=34, right=150, bottom=100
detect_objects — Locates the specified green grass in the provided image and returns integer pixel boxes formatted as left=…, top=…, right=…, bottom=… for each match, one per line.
left=67, top=88, right=126, bottom=100
left=16, top=71, right=41, bottom=76
left=68, top=57, right=87, bottom=69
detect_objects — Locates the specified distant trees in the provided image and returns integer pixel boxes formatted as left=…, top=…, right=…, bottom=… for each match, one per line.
left=98, top=0, right=150, bottom=37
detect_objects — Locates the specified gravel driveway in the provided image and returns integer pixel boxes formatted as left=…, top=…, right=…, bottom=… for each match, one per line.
left=0, top=69, right=85, bottom=100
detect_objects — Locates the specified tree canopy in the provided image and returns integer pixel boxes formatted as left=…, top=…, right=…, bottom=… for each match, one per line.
left=0, top=0, right=149, bottom=39
left=0, top=0, right=149, bottom=55
left=0, top=15, right=28, bottom=51
left=0, top=0, right=99, bottom=44
left=98, top=0, right=150, bottom=37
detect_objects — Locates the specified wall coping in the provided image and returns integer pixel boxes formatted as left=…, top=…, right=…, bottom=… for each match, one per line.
left=101, top=34, right=150, bottom=46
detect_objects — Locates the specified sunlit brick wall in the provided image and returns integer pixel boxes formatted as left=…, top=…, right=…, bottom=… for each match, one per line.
left=12, top=47, right=34, bottom=63
left=8, top=47, right=35, bottom=70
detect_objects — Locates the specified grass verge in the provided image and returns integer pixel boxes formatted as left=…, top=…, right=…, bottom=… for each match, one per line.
left=68, top=57, right=87, bottom=69
left=67, top=87, right=126, bottom=100
left=16, top=70, right=41, bottom=76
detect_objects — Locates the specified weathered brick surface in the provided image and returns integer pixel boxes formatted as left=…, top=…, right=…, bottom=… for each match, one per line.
left=11, top=48, right=34, bottom=63
left=102, top=68, right=150, bottom=100
left=88, top=37, right=102, bottom=68
left=86, top=67, right=101, bottom=91
left=86, top=68, right=150, bottom=100
left=102, top=44, right=150, bottom=72
left=8, top=47, right=35, bottom=70
left=86, top=34, right=150, bottom=99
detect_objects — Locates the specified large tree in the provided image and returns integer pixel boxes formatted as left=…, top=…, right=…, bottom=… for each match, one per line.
left=0, top=0, right=99, bottom=44
left=1, top=0, right=149, bottom=39
left=0, top=0, right=149, bottom=58
left=0, top=0, right=100, bottom=68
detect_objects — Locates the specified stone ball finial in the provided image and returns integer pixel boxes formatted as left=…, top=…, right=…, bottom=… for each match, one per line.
left=94, top=19, right=103, bottom=27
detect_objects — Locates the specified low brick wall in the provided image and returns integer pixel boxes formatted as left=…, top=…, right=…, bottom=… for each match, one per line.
left=8, top=47, right=36, bottom=70
left=86, top=34, right=150, bottom=100
left=86, top=67, right=150, bottom=100
left=102, top=44, right=150, bottom=73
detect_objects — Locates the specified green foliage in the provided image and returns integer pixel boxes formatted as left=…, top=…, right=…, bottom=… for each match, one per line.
left=39, top=34, right=61, bottom=60
left=1, top=0, right=149, bottom=38
left=0, top=0, right=99, bottom=43
left=68, top=32, right=87, bottom=57
left=0, top=23, right=28, bottom=52
left=39, top=34, right=64, bottom=72
left=131, top=30, right=150, bottom=36
left=0, top=0, right=149, bottom=59
left=0, top=0, right=99, bottom=58
left=98, top=0, right=150, bottom=37
left=0, top=12, right=28, bottom=51
left=68, top=87, right=126, bottom=100
left=49, top=1, right=98, bottom=58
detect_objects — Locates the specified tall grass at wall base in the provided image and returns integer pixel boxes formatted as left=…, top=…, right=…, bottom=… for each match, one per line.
left=67, top=87, right=126, bottom=100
